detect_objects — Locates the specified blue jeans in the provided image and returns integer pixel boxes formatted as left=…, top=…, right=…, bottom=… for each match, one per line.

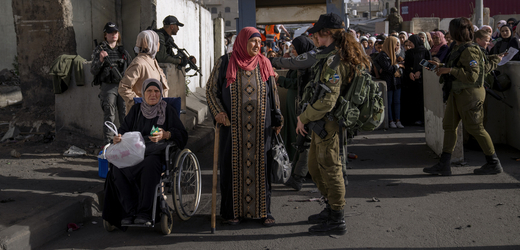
left=387, top=88, right=401, bottom=121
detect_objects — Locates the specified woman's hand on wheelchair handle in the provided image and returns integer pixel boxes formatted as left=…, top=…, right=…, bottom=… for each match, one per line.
left=113, top=134, right=122, bottom=144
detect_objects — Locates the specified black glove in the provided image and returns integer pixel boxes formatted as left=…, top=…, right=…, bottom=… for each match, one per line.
left=179, top=56, right=188, bottom=67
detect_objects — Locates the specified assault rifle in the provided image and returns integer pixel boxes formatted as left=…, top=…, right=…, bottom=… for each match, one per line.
left=484, top=85, right=513, bottom=108
left=293, top=82, right=331, bottom=152
left=170, top=41, right=202, bottom=76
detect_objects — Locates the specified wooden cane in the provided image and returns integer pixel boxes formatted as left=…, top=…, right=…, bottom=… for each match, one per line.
left=211, top=118, right=229, bottom=234
left=211, top=123, right=220, bottom=234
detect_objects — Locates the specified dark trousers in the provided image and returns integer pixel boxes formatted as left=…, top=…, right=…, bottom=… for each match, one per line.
left=99, top=83, right=126, bottom=144
left=112, top=154, right=163, bottom=219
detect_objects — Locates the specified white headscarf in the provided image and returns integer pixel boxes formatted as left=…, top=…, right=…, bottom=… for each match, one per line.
left=399, top=31, right=409, bottom=40
left=135, top=30, right=160, bottom=59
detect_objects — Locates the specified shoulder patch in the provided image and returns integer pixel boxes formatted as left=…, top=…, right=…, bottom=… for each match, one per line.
left=329, top=73, right=340, bottom=84
left=296, top=53, right=308, bottom=61
left=327, top=55, right=336, bottom=66
left=309, top=50, right=316, bottom=55
left=469, top=60, right=478, bottom=67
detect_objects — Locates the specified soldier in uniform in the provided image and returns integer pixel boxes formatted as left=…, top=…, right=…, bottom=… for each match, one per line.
left=385, top=7, right=403, bottom=32
left=155, top=15, right=196, bottom=66
left=91, top=22, right=132, bottom=144
left=424, top=17, right=504, bottom=176
left=296, top=13, right=370, bottom=235
left=271, top=36, right=350, bottom=190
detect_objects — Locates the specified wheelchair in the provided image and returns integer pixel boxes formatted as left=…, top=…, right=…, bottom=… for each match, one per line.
left=102, top=97, right=202, bottom=235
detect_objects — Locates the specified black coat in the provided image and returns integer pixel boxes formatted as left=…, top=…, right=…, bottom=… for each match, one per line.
left=375, top=51, right=401, bottom=90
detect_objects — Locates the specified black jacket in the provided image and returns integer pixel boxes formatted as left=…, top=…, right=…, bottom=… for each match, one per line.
left=375, top=51, right=401, bottom=90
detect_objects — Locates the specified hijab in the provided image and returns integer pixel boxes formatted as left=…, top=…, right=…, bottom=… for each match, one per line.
left=480, top=25, right=493, bottom=34
left=141, top=78, right=167, bottom=125
left=292, top=36, right=315, bottom=55
left=399, top=31, right=408, bottom=40
left=135, top=30, right=159, bottom=59
left=382, top=36, right=398, bottom=65
left=419, top=32, right=431, bottom=50
left=500, top=25, right=513, bottom=42
left=408, top=34, right=426, bottom=51
left=430, top=31, right=447, bottom=55
left=226, top=27, right=275, bottom=87
left=494, top=20, right=507, bottom=38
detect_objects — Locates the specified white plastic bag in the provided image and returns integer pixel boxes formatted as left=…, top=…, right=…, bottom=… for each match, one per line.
left=104, top=121, right=146, bottom=168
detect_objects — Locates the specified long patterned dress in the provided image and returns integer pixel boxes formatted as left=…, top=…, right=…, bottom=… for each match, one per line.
left=206, top=55, right=283, bottom=220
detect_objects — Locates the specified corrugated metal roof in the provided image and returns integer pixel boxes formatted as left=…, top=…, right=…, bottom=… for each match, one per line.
left=400, top=0, right=520, bottom=21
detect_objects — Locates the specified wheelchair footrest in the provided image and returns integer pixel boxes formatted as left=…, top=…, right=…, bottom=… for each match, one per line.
left=122, top=222, right=153, bottom=228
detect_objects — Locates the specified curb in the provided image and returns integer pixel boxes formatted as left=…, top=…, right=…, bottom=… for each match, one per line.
left=0, top=187, right=104, bottom=250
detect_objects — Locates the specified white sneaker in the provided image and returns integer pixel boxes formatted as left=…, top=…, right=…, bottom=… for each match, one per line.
left=390, top=121, right=397, bottom=128
left=396, top=121, right=404, bottom=129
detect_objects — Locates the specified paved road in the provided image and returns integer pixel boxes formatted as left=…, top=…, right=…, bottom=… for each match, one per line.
left=37, top=127, right=520, bottom=249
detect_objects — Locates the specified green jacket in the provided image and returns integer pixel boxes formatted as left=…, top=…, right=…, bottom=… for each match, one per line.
left=155, top=29, right=182, bottom=65
left=445, top=43, right=485, bottom=92
left=299, top=45, right=351, bottom=125
left=49, top=54, right=86, bottom=94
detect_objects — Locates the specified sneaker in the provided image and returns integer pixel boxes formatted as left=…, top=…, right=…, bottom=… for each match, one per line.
left=396, top=121, right=404, bottom=129
left=389, top=121, right=397, bottom=128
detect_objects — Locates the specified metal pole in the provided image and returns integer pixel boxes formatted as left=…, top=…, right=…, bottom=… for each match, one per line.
left=475, top=0, right=483, bottom=27
left=369, top=0, right=371, bottom=20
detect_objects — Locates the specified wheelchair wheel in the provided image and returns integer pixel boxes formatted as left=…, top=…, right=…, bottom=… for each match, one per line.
left=160, top=210, right=174, bottom=235
left=173, top=149, right=202, bottom=221
left=103, top=219, right=115, bottom=232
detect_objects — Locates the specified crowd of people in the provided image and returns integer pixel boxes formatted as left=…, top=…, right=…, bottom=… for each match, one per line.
left=93, top=11, right=517, bottom=236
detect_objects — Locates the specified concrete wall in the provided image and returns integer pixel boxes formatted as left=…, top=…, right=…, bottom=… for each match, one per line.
left=156, top=0, right=214, bottom=92
left=71, top=0, right=116, bottom=60
left=410, top=17, right=440, bottom=34
left=483, top=61, right=520, bottom=150
left=423, top=70, right=464, bottom=163
left=375, top=21, right=388, bottom=34
left=439, top=18, right=454, bottom=32
left=0, top=0, right=17, bottom=70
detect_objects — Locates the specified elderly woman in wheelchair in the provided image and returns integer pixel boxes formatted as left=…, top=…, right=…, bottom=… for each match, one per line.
left=102, top=78, right=188, bottom=230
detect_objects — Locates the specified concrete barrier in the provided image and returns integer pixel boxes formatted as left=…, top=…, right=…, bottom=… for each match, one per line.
left=483, top=61, right=520, bottom=150
left=55, top=61, right=187, bottom=141
left=423, top=69, right=464, bottom=163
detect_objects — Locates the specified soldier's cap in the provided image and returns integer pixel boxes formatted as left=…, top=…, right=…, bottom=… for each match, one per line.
left=163, top=16, right=184, bottom=27
left=308, top=13, right=344, bottom=34
left=103, top=22, right=118, bottom=33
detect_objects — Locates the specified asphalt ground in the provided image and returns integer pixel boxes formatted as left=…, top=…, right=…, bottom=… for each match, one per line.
left=33, top=125, right=520, bottom=250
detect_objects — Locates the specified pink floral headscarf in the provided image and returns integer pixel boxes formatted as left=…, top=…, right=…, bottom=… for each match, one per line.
left=430, top=31, right=447, bottom=55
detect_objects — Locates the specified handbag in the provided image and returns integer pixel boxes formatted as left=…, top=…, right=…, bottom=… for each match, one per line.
left=271, top=133, right=292, bottom=184
left=104, top=121, right=146, bottom=168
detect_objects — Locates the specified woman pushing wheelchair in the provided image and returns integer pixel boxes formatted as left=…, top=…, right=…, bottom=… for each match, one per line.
left=103, top=78, right=188, bottom=228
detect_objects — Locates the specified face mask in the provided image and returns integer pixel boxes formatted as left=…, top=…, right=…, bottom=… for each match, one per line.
left=134, top=47, right=140, bottom=54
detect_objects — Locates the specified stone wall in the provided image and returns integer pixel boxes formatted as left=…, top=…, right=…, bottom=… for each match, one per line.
left=410, top=17, right=440, bottom=34
left=13, top=0, right=77, bottom=107
left=0, top=0, right=16, bottom=70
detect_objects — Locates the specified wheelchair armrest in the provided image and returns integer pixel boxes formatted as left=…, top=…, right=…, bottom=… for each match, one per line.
left=165, top=141, right=178, bottom=163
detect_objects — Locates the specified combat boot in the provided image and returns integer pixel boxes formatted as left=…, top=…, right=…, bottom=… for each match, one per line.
left=308, top=202, right=330, bottom=224
left=423, top=152, right=452, bottom=176
left=284, top=175, right=304, bottom=191
left=308, top=209, right=347, bottom=235
left=474, top=153, right=503, bottom=175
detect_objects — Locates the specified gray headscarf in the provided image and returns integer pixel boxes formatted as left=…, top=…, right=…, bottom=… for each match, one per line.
left=135, top=30, right=160, bottom=59
left=141, top=78, right=167, bottom=125
left=419, top=32, right=431, bottom=50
